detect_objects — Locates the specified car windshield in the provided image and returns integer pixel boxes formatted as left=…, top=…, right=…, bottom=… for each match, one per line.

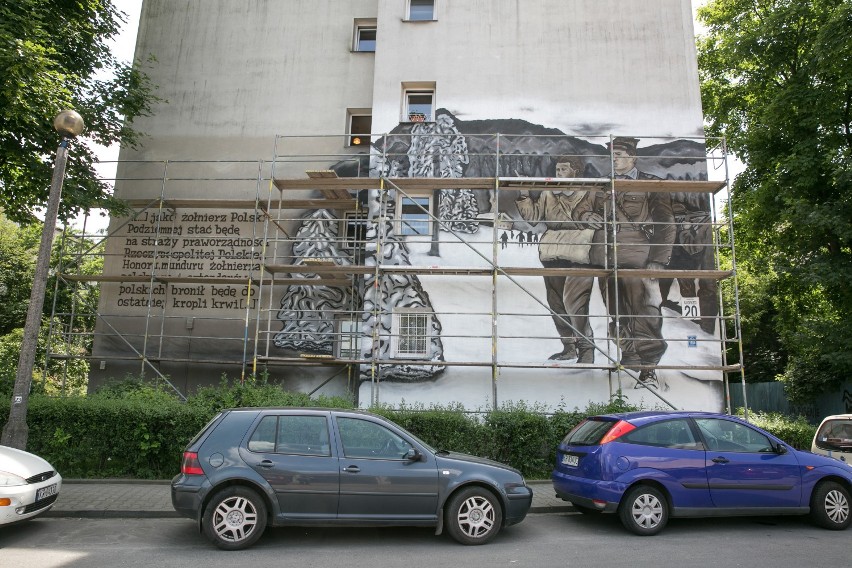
left=815, top=418, right=852, bottom=451
left=562, top=418, right=617, bottom=446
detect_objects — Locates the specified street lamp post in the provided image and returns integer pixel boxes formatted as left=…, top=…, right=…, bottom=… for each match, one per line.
left=2, top=110, right=85, bottom=450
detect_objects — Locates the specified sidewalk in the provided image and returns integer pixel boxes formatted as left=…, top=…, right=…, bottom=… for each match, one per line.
left=45, top=479, right=573, bottom=518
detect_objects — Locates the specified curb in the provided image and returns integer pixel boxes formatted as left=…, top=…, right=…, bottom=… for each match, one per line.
left=43, top=510, right=180, bottom=519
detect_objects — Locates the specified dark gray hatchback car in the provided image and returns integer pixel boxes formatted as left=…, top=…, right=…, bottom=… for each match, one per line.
left=172, top=407, right=533, bottom=550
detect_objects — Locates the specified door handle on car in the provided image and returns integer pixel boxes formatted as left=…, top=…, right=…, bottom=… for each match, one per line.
left=342, top=465, right=361, bottom=473
left=257, top=460, right=274, bottom=468
left=711, top=457, right=730, bottom=464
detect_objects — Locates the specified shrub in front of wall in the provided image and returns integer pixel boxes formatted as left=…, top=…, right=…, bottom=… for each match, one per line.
left=373, top=402, right=485, bottom=456
left=737, top=409, right=817, bottom=450
left=20, top=395, right=209, bottom=478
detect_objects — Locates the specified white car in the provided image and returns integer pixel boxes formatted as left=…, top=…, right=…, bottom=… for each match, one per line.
left=812, top=414, right=852, bottom=464
left=0, top=445, right=62, bottom=525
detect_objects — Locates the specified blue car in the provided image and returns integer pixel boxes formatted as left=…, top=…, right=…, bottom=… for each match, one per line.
left=552, top=411, right=852, bottom=535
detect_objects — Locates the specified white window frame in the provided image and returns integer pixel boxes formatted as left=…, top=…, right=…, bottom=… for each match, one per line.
left=392, top=308, right=431, bottom=359
left=402, top=85, right=435, bottom=123
left=341, top=210, right=368, bottom=248
left=353, top=19, right=377, bottom=52
left=396, top=194, right=432, bottom=236
left=346, top=109, right=372, bottom=147
left=335, top=316, right=362, bottom=360
left=406, top=0, right=436, bottom=21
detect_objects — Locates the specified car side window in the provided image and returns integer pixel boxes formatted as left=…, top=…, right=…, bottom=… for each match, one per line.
left=247, top=415, right=331, bottom=456
left=337, top=417, right=413, bottom=460
left=695, top=418, right=774, bottom=453
left=620, top=419, right=701, bottom=449
left=247, top=415, right=277, bottom=453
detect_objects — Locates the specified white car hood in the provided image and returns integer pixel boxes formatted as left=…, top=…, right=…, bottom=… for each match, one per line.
left=0, top=445, right=54, bottom=477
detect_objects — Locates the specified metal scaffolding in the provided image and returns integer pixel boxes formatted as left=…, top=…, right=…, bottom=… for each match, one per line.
left=47, top=132, right=745, bottom=412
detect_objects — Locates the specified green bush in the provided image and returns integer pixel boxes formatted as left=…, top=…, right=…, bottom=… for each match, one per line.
left=736, top=409, right=816, bottom=450
left=0, top=386, right=642, bottom=480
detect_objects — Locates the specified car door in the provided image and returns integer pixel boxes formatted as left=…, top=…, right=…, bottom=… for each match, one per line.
left=334, top=416, right=439, bottom=521
left=694, top=417, right=802, bottom=509
left=617, top=418, right=714, bottom=509
left=242, top=413, right=340, bottom=519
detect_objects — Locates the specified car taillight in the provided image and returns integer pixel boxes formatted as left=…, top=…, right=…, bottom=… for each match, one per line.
left=599, top=420, right=636, bottom=444
left=181, top=451, right=205, bottom=475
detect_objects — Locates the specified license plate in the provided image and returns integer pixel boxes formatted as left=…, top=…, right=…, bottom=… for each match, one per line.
left=562, top=454, right=579, bottom=467
left=36, top=484, right=57, bottom=501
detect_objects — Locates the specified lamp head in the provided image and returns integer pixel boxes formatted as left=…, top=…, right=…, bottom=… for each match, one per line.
left=53, top=110, right=86, bottom=138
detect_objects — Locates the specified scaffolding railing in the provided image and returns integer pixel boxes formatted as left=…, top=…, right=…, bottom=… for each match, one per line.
left=47, top=132, right=743, bottom=412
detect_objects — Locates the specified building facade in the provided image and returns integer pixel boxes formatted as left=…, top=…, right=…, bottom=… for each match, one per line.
left=66, top=0, right=739, bottom=411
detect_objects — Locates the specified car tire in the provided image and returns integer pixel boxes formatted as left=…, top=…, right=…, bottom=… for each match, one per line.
left=810, top=481, right=851, bottom=530
left=444, top=486, right=503, bottom=545
left=618, top=485, right=668, bottom=536
left=202, top=486, right=268, bottom=550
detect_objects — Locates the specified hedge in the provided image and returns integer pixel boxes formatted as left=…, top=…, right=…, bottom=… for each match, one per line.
left=0, top=387, right=819, bottom=480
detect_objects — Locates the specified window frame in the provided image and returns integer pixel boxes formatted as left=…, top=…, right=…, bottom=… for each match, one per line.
left=353, top=20, right=377, bottom=52
left=335, top=315, right=362, bottom=360
left=247, top=414, right=332, bottom=457
left=336, top=417, right=414, bottom=460
left=346, top=110, right=372, bottom=148
left=392, top=307, right=432, bottom=359
left=403, top=88, right=435, bottom=123
left=396, top=194, right=433, bottom=236
left=406, top=0, right=436, bottom=21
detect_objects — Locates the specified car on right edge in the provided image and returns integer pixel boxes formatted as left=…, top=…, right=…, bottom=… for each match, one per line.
left=552, top=411, right=852, bottom=535
left=812, top=414, right=852, bottom=464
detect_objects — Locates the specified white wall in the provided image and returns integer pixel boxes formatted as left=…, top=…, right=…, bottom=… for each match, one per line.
left=371, top=0, right=703, bottom=137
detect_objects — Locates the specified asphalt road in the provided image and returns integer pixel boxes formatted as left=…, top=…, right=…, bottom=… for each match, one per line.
left=1, top=512, right=848, bottom=568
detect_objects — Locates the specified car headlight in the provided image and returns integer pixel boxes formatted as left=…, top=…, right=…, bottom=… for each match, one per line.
left=0, top=471, right=27, bottom=487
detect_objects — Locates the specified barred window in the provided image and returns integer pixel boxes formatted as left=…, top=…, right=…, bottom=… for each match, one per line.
left=393, top=309, right=430, bottom=358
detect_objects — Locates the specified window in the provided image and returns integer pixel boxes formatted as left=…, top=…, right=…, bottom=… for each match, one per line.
left=397, top=195, right=431, bottom=236
left=694, top=418, right=774, bottom=453
left=621, top=419, right=701, bottom=449
left=247, top=415, right=331, bottom=456
left=347, top=112, right=372, bottom=147
left=337, top=417, right=413, bottom=459
left=353, top=21, right=376, bottom=51
left=405, top=90, right=434, bottom=122
left=814, top=418, right=852, bottom=452
left=392, top=308, right=431, bottom=358
left=407, top=0, right=435, bottom=21
left=342, top=210, right=368, bottom=248
left=336, top=317, right=362, bottom=359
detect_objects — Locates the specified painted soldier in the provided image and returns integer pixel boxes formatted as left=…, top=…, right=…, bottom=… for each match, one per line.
left=515, top=156, right=597, bottom=362
left=575, top=137, right=676, bottom=389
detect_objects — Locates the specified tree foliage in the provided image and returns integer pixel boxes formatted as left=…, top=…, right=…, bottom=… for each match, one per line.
left=0, top=211, right=105, bottom=397
left=698, top=0, right=852, bottom=402
left=0, top=0, right=158, bottom=224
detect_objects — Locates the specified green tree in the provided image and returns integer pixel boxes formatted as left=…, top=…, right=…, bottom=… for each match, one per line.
left=0, top=211, right=104, bottom=396
left=698, top=0, right=852, bottom=402
left=0, top=0, right=158, bottom=224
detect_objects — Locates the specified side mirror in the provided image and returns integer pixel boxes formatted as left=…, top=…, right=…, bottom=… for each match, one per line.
left=405, top=448, right=422, bottom=461
left=775, top=443, right=788, bottom=455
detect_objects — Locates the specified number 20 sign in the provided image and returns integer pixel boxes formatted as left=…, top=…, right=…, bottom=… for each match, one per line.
left=682, top=297, right=700, bottom=318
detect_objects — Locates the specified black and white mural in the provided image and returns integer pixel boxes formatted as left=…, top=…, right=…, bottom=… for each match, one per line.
left=273, top=109, right=722, bottom=408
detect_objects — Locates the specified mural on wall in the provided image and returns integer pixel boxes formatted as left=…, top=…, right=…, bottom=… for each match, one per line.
left=273, top=209, right=355, bottom=354
left=273, top=109, right=719, bottom=394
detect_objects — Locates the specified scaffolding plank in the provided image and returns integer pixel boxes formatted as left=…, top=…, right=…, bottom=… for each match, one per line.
left=261, top=265, right=733, bottom=279
left=614, top=179, right=727, bottom=193
left=273, top=177, right=495, bottom=191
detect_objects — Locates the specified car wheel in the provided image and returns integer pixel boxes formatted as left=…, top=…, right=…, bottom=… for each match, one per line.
left=618, top=485, right=668, bottom=536
left=444, top=486, right=503, bottom=545
left=202, top=486, right=268, bottom=550
left=810, top=481, right=851, bottom=530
